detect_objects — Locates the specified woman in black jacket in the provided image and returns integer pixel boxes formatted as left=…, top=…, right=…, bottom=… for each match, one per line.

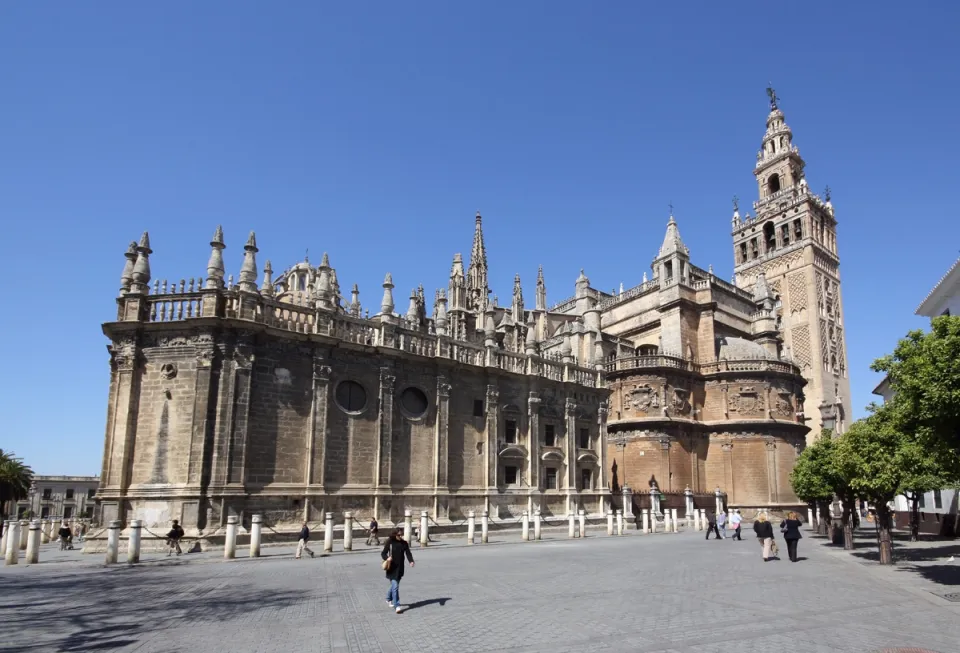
left=753, top=514, right=775, bottom=561
left=780, top=511, right=803, bottom=562
left=381, top=528, right=415, bottom=613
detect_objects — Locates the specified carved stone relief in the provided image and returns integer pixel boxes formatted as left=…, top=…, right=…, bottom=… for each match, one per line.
left=727, top=385, right=765, bottom=415
left=159, top=363, right=178, bottom=380
left=775, top=392, right=793, bottom=417
left=625, top=384, right=660, bottom=412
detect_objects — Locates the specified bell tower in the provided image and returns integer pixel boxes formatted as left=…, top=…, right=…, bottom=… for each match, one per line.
left=732, top=88, right=852, bottom=441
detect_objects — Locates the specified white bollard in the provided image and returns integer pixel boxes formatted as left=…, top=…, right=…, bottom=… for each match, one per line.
left=403, top=509, right=413, bottom=543
left=568, top=513, right=576, bottom=538
left=127, top=520, right=142, bottom=563
left=467, top=511, right=476, bottom=544
left=19, top=520, right=28, bottom=550
left=521, top=511, right=530, bottom=541
left=0, top=521, right=8, bottom=556
left=40, top=519, right=50, bottom=544
left=808, top=508, right=815, bottom=527
left=224, top=515, right=238, bottom=559
left=5, top=520, right=20, bottom=566
left=578, top=509, right=586, bottom=538
left=43, top=520, right=53, bottom=543
left=607, top=510, right=614, bottom=536
left=105, top=520, right=121, bottom=565
left=616, top=509, right=624, bottom=535
left=344, top=512, right=354, bottom=551
left=672, top=509, right=679, bottom=533
left=534, top=509, right=542, bottom=540
left=481, top=510, right=489, bottom=543
left=324, top=512, right=334, bottom=553
left=26, top=520, right=41, bottom=564
left=642, top=509, right=650, bottom=534
left=663, top=510, right=671, bottom=533
left=419, top=511, right=429, bottom=547
left=699, top=508, right=706, bottom=530
left=250, top=514, right=262, bottom=558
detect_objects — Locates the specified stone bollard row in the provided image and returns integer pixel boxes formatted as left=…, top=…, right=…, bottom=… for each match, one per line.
left=25, top=520, right=41, bottom=564
left=250, top=514, right=262, bottom=558
left=641, top=509, right=650, bottom=534
left=344, top=512, right=354, bottom=551
left=19, top=520, right=28, bottom=551
left=578, top=510, right=586, bottom=538
left=481, top=510, right=489, bottom=543
left=568, top=513, right=576, bottom=538
left=403, top=510, right=413, bottom=544
left=699, top=508, right=706, bottom=530
left=128, top=520, right=142, bottom=564
left=0, top=521, right=8, bottom=558
left=534, top=509, right=542, bottom=540
left=467, top=511, right=476, bottom=544
left=521, top=511, right=530, bottom=541
left=105, top=520, right=121, bottom=565
left=419, top=511, right=429, bottom=547
left=224, top=516, right=238, bottom=559
left=325, top=512, right=335, bottom=553
left=607, top=510, right=614, bottom=536
left=672, top=509, right=679, bottom=533
left=616, top=509, right=624, bottom=535
left=5, top=520, right=20, bottom=566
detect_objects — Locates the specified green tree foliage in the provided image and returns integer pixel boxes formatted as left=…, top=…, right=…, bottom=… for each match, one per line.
left=790, top=429, right=857, bottom=548
left=834, top=408, right=904, bottom=564
left=0, top=449, right=34, bottom=532
left=872, top=314, right=960, bottom=469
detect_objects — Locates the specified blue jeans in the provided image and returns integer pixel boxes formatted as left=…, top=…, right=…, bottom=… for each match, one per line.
left=719, top=524, right=727, bottom=538
left=386, top=579, right=400, bottom=607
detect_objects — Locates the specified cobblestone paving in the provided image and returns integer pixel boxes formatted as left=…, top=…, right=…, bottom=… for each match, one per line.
left=2, top=527, right=959, bottom=653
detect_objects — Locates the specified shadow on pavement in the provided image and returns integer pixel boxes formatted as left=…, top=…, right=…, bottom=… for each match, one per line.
left=0, top=564, right=308, bottom=651
left=404, top=597, right=451, bottom=610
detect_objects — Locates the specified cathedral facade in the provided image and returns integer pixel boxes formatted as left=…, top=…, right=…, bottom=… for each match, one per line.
left=97, top=96, right=849, bottom=534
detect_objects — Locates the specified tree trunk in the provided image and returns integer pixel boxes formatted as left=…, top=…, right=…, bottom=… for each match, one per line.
left=875, top=504, right=894, bottom=565
left=841, top=498, right=854, bottom=550
left=816, top=500, right=829, bottom=536
left=909, top=492, right=920, bottom=542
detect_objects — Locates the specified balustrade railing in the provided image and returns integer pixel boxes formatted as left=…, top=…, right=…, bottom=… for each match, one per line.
left=147, top=293, right=204, bottom=322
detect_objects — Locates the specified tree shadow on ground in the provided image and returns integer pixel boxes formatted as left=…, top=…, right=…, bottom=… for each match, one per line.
left=0, top=565, right=309, bottom=652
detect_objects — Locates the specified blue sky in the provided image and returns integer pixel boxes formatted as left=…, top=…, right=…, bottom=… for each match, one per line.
left=2, top=2, right=958, bottom=474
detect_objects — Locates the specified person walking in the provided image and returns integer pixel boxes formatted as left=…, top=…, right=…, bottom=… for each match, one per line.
left=730, top=509, right=743, bottom=540
left=166, top=519, right=184, bottom=556
left=381, top=528, right=415, bottom=614
left=295, top=521, right=315, bottom=559
left=780, top=511, right=803, bottom=562
left=58, top=522, right=73, bottom=551
left=366, top=517, right=380, bottom=546
left=753, top=513, right=776, bottom=561
left=717, top=510, right=728, bottom=539
left=704, top=509, right=721, bottom=540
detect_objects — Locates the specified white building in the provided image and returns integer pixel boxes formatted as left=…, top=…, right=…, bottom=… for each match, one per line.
left=874, top=257, right=960, bottom=535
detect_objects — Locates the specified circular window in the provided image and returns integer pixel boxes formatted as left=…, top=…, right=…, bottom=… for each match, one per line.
left=335, top=381, right=367, bottom=414
left=399, top=387, right=429, bottom=418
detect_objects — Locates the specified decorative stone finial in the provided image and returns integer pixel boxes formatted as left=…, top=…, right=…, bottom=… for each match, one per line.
left=130, top=232, right=153, bottom=294
left=350, top=283, right=361, bottom=317
left=535, top=265, right=546, bottom=311
left=260, top=260, right=275, bottom=298
left=119, top=240, right=138, bottom=296
left=205, top=226, right=226, bottom=290
left=766, top=84, right=779, bottom=111
left=657, top=215, right=689, bottom=259
left=407, top=288, right=419, bottom=323
left=238, top=231, right=259, bottom=293
left=381, top=273, right=395, bottom=315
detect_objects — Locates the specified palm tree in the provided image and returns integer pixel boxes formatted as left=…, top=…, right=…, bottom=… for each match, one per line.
left=0, top=449, right=34, bottom=529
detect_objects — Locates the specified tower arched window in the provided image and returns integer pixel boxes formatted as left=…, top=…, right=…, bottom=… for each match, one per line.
left=768, top=173, right=781, bottom=195
left=763, top=222, right=776, bottom=253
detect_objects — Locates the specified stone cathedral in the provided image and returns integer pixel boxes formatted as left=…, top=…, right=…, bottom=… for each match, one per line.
left=97, top=94, right=851, bottom=534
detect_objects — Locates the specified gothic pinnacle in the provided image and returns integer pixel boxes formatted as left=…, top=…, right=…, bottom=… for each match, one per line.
left=380, top=273, right=395, bottom=315
left=238, top=231, right=259, bottom=293
left=131, top=231, right=153, bottom=293
left=535, top=265, right=546, bottom=311
left=205, top=225, right=226, bottom=290
left=260, top=260, right=275, bottom=298
left=350, top=283, right=361, bottom=317
left=119, top=240, right=138, bottom=295
left=407, top=288, right=419, bottom=323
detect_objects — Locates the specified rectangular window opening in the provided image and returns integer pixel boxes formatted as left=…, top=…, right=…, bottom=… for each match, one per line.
left=579, top=428, right=590, bottom=449
left=544, top=424, right=556, bottom=447
left=473, top=399, right=484, bottom=417
left=87, top=489, right=96, bottom=499
left=918, top=493, right=926, bottom=509
left=63, top=507, right=73, bottom=519
left=65, top=489, right=74, bottom=500
left=42, top=488, right=51, bottom=500
left=504, top=466, right=518, bottom=485
left=664, top=261, right=673, bottom=280
left=505, top=420, right=517, bottom=444
left=581, top=469, right=593, bottom=490
left=40, top=506, right=50, bottom=518
left=934, top=489, right=943, bottom=509
left=545, top=467, right=558, bottom=490
left=85, top=507, right=94, bottom=519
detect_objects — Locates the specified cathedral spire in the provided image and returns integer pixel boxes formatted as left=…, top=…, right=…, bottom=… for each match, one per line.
left=261, top=260, right=275, bottom=298
left=466, top=211, right=489, bottom=311
left=535, top=265, right=546, bottom=311
left=512, top=273, right=524, bottom=322
left=238, top=231, right=259, bottom=293
left=349, top=283, right=361, bottom=317
left=119, top=240, right=138, bottom=296
left=205, top=226, right=226, bottom=290
left=656, top=215, right=689, bottom=259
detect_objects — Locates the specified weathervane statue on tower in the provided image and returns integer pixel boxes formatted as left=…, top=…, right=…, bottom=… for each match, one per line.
left=766, top=84, right=779, bottom=110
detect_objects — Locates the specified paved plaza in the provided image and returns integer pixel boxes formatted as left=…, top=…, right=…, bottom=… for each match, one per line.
left=3, top=526, right=960, bottom=653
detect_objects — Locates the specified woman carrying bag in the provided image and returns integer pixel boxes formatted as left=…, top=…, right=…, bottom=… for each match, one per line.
left=381, top=528, right=415, bottom=613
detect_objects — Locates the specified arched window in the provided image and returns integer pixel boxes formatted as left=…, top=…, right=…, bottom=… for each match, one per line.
left=768, top=173, right=781, bottom=194
left=763, top=222, right=776, bottom=253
